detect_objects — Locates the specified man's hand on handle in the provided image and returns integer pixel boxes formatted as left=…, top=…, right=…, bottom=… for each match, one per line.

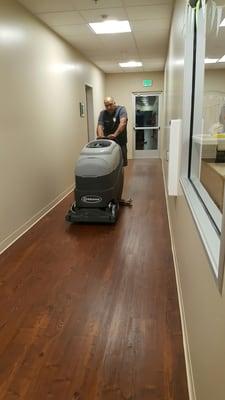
left=107, top=133, right=116, bottom=140
left=97, top=134, right=116, bottom=140
left=97, top=135, right=105, bottom=139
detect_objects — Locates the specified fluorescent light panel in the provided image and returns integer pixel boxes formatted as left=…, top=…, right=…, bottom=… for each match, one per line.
left=204, top=56, right=225, bottom=64
left=89, top=20, right=131, bottom=34
left=220, top=18, right=225, bottom=27
left=119, top=61, right=142, bottom=68
left=205, top=58, right=218, bottom=64
left=219, top=54, right=225, bottom=63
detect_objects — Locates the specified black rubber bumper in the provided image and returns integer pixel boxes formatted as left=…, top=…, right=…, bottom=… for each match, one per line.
left=65, top=203, right=118, bottom=224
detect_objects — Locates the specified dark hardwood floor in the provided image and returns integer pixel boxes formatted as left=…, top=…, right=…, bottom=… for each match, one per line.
left=0, top=159, right=189, bottom=400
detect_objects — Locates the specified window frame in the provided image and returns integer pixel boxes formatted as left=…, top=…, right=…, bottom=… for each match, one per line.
left=180, top=4, right=225, bottom=291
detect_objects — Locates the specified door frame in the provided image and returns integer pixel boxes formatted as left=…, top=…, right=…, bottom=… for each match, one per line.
left=132, top=92, right=162, bottom=159
left=85, top=84, right=95, bottom=142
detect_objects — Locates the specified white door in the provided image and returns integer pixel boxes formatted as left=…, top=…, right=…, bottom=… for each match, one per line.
left=133, top=93, right=161, bottom=158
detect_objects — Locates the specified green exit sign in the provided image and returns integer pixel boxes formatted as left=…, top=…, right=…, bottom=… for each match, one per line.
left=143, top=79, right=153, bottom=87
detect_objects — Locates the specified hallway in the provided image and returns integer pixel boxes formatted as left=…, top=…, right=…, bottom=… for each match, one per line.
left=0, top=159, right=189, bottom=400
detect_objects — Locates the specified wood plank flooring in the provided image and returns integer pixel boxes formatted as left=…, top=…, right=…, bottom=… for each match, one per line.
left=0, top=159, right=189, bottom=400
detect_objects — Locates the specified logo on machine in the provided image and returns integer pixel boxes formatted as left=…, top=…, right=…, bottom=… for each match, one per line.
left=81, top=195, right=102, bottom=204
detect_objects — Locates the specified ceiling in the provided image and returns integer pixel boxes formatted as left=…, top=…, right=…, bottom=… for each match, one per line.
left=17, top=0, right=174, bottom=73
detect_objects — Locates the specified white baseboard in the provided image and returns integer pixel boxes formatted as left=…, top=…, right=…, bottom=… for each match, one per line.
left=162, top=162, right=196, bottom=400
left=0, top=184, right=74, bottom=255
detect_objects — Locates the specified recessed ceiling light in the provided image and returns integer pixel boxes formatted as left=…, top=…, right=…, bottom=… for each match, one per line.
left=220, top=18, right=225, bottom=27
left=119, top=61, right=142, bottom=68
left=89, top=20, right=131, bottom=34
left=205, top=58, right=218, bottom=64
left=218, top=54, right=225, bottom=63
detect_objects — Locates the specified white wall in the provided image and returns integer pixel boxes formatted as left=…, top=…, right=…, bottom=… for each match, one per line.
left=0, top=0, right=105, bottom=252
left=106, top=72, right=164, bottom=159
left=163, top=1, right=225, bottom=399
left=205, top=69, right=225, bottom=92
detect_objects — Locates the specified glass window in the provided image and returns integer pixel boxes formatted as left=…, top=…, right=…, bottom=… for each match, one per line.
left=189, top=2, right=225, bottom=233
left=178, top=1, right=225, bottom=287
left=134, top=94, right=160, bottom=156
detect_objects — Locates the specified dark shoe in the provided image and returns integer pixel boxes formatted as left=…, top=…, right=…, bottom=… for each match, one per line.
left=119, top=198, right=133, bottom=207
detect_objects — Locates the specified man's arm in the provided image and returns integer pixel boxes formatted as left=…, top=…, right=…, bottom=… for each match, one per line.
left=107, top=117, right=127, bottom=140
left=96, top=123, right=105, bottom=138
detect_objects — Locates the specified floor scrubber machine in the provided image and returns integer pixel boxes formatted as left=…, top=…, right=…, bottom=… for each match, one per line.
left=65, top=139, right=124, bottom=223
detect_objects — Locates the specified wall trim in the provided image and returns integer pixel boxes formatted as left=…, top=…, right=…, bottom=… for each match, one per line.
left=0, top=184, right=74, bottom=255
left=162, top=161, right=196, bottom=400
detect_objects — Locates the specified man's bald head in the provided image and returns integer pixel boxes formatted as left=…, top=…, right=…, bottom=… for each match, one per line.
left=104, top=96, right=116, bottom=113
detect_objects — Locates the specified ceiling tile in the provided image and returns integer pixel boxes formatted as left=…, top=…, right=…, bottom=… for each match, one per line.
left=72, top=0, right=123, bottom=9
left=126, top=5, right=172, bottom=20
left=79, top=8, right=127, bottom=23
left=89, top=50, right=140, bottom=61
left=138, top=46, right=167, bottom=58
left=143, top=64, right=164, bottom=71
left=134, top=30, right=169, bottom=46
left=53, top=24, right=91, bottom=36
left=141, top=58, right=165, bottom=68
left=18, top=0, right=77, bottom=13
left=119, top=67, right=144, bottom=73
left=124, top=0, right=173, bottom=5
left=131, top=19, right=170, bottom=31
left=99, top=34, right=137, bottom=49
left=68, top=36, right=103, bottom=51
left=37, top=11, right=85, bottom=26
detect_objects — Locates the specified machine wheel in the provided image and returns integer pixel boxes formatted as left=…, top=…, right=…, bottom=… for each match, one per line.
left=108, top=201, right=119, bottom=221
left=111, top=204, right=116, bottom=219
left=71, top=202, right=77, bottom=211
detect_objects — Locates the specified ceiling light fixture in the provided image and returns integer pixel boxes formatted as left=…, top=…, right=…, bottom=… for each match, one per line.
left=119, top=61, right=142, bottom=68
left=89, top=20, right=131, bottom=34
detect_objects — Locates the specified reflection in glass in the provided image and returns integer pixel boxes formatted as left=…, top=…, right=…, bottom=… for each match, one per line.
left=135, top=129, right=158, bottom=150
left=190, top=4, right=225, bottom=228
left=135, top=96, right=159, bottom=127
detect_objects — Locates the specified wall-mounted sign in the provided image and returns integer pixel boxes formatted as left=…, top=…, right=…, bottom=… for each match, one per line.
left=143, top=79, right=153, bottom=87
left=79, top=102, right=85, bottom=117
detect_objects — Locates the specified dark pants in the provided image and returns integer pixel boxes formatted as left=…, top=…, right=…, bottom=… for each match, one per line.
left=121, top=144, right=128, bottom=167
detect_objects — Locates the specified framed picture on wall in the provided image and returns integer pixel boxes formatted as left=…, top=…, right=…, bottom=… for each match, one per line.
left=79, top=102, right=85, bottom=117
